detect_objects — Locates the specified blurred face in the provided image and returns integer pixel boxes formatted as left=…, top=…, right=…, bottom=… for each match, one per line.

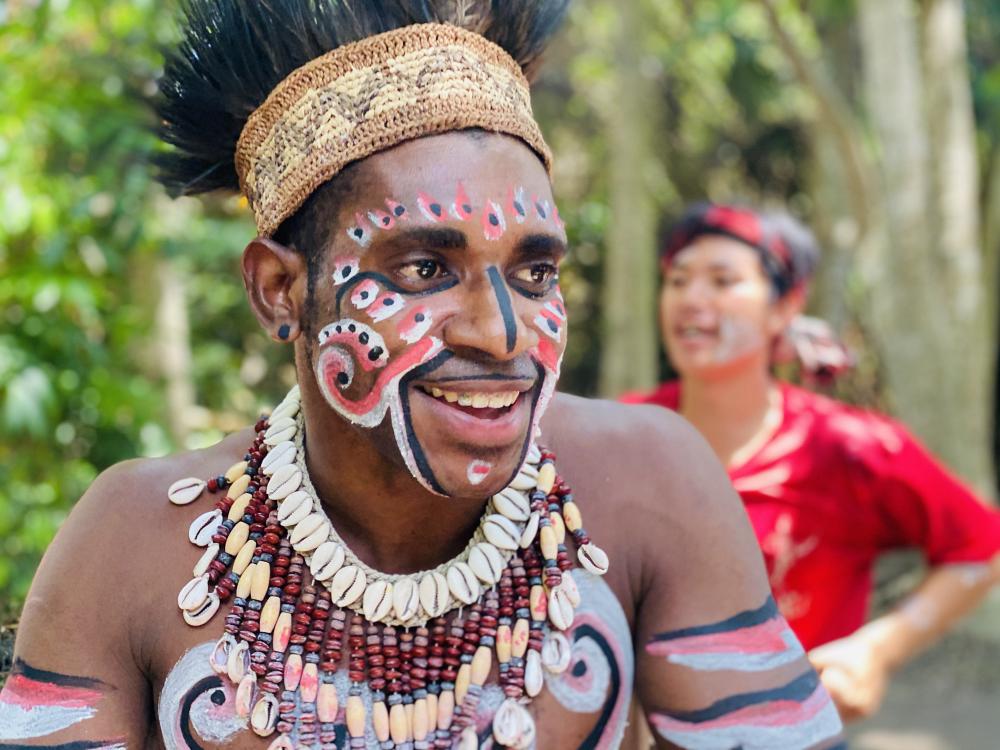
left=660, top=235, right=786, bottom=380
left=308, top=132, right=568, bottom=498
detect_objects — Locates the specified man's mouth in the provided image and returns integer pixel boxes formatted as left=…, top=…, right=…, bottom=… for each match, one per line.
left=419, top=386, right=521, bottom=410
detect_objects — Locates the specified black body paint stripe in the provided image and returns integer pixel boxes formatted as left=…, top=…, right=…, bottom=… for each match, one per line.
left=487, top=266, right=517, bottom=353
left=399, top=350, right=455, bottom=495
left=334, top=271, right=458, bottom=317
left=649, top=596, right=779, bottom=643
left=574, top=624, right=622, bottom=750
left=8, top=657, right=108, bottom=690
left=662, top=669, right=819, bottom=724
left=179, top=675, right=220, bottom=750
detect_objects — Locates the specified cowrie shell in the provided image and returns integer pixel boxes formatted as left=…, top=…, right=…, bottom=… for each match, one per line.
left=559, top=569, right=582, bottom=607
left=235, top=673, right=257, bottom=718
left=292, top=523, right=328, bottom=552
left=492, top=698, right=534, bottom=748
left=526, top=443, right=542, bottom=465
left=183, top=591, right=220, bottom=627
left=493, top=488, right=530, bottom=521
left=541, top=631, right=572, bottom=673
left=468, top=542, right=505, bottom=585
left=363, top=580, right=394, bottom=622
left=289, top=511, right=325, bottom=544
left=264, top=416, right=296, bottom=446
left=509, top=471, right=537, bottom=491
left=547, top=587, right=574, bottom=631
left=310, top=542, right=345, bottom=581
left=525, top=650, right=543, bottom=697
left=270, top=398, right=300, bottom=422
left=188, top=509, right=221, bottom=547
left=193, top=543, right=219, bottom=577
left=261, top=440, right=296, bottom=475
left=267, top=464, right=302, bottom=500
left=177, top=574, right=210, bottom=611
left=168, top=477, right=205, bottom=506
left=227, top=638, right=250, bottom=683
left=519, top=512, right=540, bottom=549
left=393, top=578, right=420, bottom=623
left=419, top=572, right=450, bottom=618
left=277, top=490, right=311, bottom=524
left=578, top=542, right=609, bottom=576
left=250, top=692, right=280, bottom=736
left=329, top=565, right=366, bottom=607
left=446, top=562, right=480, bottom=605
left=210, top=633, right=235, bottom=675
left=483, top=514, right=520, bottom=551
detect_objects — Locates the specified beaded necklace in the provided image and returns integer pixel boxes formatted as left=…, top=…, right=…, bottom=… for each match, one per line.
left=168, top=386, right=608, bottom=749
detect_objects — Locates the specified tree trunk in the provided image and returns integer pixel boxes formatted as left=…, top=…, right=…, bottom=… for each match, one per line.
left=596, top=0, right=660, bottom=397
left=857, top=0, right=995, bottom=496
left=155, top=258, right=196, bottom=447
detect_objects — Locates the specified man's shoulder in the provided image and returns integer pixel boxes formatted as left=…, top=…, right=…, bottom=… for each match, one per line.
left=542, top=392, right=754, bottom=576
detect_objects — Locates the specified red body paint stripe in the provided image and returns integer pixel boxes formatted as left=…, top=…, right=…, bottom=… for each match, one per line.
left=646, top=617, right=790, bottom=657
left=651, top=683, right=830, bottom=733
left=1, top=674, right=103, bottom=710
left=322, top=337, right=438, bottom=416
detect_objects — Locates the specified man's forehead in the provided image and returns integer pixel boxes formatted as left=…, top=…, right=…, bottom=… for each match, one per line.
left=356, top=131, right=553, bottom=198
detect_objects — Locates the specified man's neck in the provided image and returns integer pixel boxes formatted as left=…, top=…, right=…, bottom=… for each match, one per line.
left=296, top=381, right=487, bottom=575
left=679, top=366, right=780, bottom=469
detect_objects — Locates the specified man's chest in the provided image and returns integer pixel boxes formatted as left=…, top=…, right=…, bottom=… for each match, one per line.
left=153, top=572, right=633, bottom=750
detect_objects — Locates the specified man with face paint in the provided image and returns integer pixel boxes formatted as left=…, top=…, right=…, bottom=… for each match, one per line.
left=5, top=7, right=845, bottom=750
left=624, top=202, right=1000, bottom=723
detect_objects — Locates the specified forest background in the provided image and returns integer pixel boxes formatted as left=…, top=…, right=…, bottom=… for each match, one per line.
left=3, top=0, right=1000, bottom=744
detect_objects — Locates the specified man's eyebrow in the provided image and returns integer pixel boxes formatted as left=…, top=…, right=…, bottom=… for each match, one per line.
left=377, top=226, right=468, bottom=251
left=515, top=233, right=567, bottom=259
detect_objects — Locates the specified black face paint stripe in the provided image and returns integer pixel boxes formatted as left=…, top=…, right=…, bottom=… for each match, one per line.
left=487, top=266, right=517, bottom=354
left=399, top=350, right=455, bottom=495
left=334, top=271, right=458, bottom=318
left=8, top=658, right=108, bottom=690
left=661, top=669, right=819, bottom=724
left=649, top=596, right=778, bottom=643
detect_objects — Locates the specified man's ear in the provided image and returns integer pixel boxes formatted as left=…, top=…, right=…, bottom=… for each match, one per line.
left=242, top=237, right=308, bottom=342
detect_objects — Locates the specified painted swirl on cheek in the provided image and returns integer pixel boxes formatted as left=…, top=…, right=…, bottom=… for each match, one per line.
left=546, top=572, right=634, bottom=750
left=318, top=320, right=388, bottom=373
left=159, top=642, right=246, bottom=749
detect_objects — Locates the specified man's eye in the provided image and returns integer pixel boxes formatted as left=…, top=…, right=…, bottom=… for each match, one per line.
left=400, top=259, right=448, bottom=282
left=513, top=263, right=557, bottom=286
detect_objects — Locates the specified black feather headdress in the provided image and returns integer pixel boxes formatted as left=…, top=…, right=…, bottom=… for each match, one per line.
left=155, top=0, right=570, bottom=197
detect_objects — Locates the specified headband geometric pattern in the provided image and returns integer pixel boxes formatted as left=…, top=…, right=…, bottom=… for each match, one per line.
left=235, top=24, right=553, bottom=237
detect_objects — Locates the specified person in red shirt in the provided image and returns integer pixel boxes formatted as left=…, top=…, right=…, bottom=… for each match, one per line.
left=622, top=202, right=1000, bottom=722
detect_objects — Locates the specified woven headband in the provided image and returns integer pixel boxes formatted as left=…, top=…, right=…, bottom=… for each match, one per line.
left=235, top=23, right=553, bottom=237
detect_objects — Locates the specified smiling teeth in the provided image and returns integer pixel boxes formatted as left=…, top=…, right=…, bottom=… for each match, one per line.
left=421, top=387, right=519, bottom=408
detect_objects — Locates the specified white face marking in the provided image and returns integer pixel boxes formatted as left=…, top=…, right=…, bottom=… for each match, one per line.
left=467, top=460, right=493, bottom=486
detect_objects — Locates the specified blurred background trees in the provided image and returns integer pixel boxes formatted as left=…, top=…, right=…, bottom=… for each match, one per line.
left=2, top=0, right=1000, bottom=615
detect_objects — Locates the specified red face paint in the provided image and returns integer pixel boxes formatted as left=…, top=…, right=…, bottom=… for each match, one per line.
left=318, top=320, right=388, bottom=373
left=507, top=186, right=528, bottom=225
left=332, top=255, right=361, bottom=285
left=397, top=306, right=434, bottom=344
left=368, top=292, right=406, bottom=323
left=449, top=181, right=474, bottom=222
left=368, top=209, right=396, bottom=231
left=417, top=191, right=446, bottom=223
left=482, top=200, right=507, bottom=241
left=385, top=199, right=410, bottom=221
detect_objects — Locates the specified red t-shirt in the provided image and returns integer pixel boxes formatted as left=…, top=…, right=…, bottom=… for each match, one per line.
left=622, top=381, right=1000, bottom=649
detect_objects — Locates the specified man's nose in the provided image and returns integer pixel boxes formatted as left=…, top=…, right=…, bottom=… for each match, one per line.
left=442, top=266, right=539, bottom=361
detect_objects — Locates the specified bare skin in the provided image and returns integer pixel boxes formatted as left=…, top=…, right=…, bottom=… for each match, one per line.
left=661, top=235, right=1000, bottom=722
left=4, top=135, right=843, bottom=749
